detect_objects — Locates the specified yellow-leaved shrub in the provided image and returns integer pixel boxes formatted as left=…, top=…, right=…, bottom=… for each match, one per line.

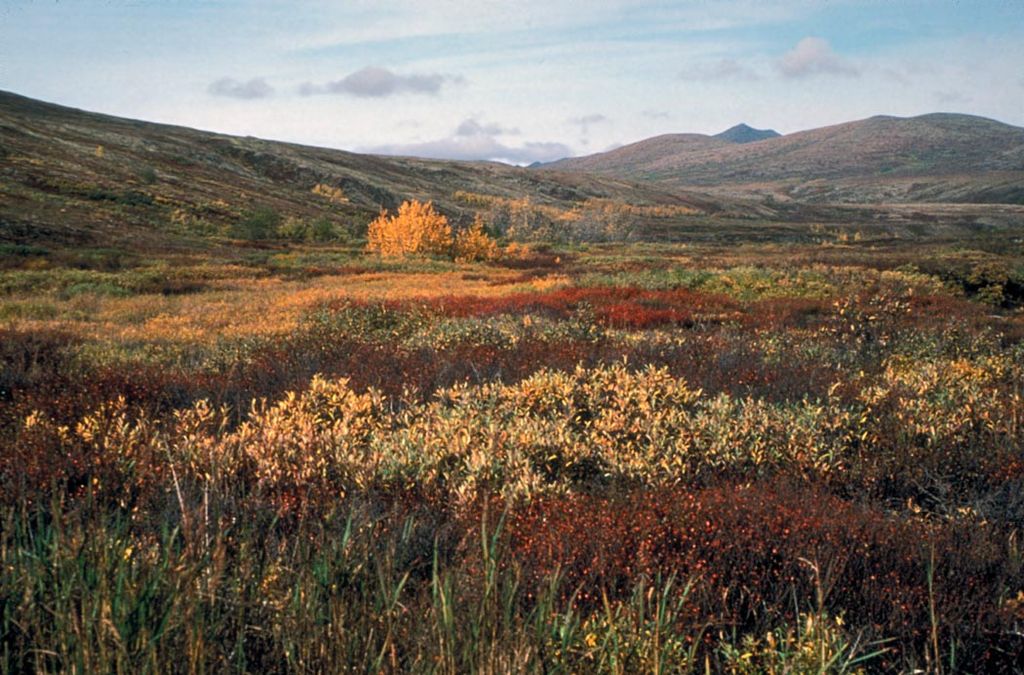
left=454, top=215, right=501, bottom=263
left=311, top=183, right=349, bottom=204
left=366, top=199, right=452, bottom=257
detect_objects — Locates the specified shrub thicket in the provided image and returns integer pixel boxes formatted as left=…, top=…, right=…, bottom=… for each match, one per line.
left=231, top=206, right=282, bottom=240
left=453, top=214, right=501, bottom=262
left=367, top=199, right=452, bottom=257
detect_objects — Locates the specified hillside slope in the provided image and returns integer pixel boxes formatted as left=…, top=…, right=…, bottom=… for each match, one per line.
left=546, top=114, right=1024, bottom=204
left=0, top=91, right=730, bottom=250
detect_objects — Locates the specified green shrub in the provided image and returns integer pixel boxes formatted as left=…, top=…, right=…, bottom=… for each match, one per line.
left=0, top=244, right=50, bottom=258
left=309, top=216, right=340, bottom=242
left=276, top=216, right=309, bottom=242
left=0, top=301, right=59, bottom=320
left=139, top=166, right=158, bottom=184
left=275, top=216, right=341, bottom=242
left=59, top=281, right=132, bottom=299
left=232, top=206, right=282, bottom=240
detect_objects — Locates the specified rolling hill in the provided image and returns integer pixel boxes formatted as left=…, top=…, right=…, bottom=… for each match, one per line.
left=545, top=114, right=1024, bottom=204
left=2, top=91, right=1022, bottom=253
left=0, top=90, right=737, bottom=251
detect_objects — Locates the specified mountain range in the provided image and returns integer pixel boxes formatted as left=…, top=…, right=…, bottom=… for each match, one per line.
left=544, top=114, right=1024, bottom=204
left=2, top=90, right=1023, bottom=253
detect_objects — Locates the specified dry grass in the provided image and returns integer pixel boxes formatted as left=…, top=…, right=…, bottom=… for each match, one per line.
left=4, top=267, right=572, bottom=344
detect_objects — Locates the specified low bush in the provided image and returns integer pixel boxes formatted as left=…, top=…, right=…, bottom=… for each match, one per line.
left=231, top=206, right=282, bottom=240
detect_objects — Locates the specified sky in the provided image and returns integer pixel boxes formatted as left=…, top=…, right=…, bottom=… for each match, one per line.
left=2, top=0, right=1023, bottom=164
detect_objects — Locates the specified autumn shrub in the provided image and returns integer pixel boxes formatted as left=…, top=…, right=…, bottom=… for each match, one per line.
left=0, top=328, right=79, bottom=403
left=453, top=214, right=501, bottom=262
left=275, top=215, right=310, bottom=241
left=4, top=318, right=1024, bottom=671
left=5, top=398, right=168, bottom=509
left=483, top=196, right=560, bottom=242
left=416, top=286, right=739, bottom=328
left=22, top=353, right=1022, bottom=513
left=502, top=481, right=1022, bottom=668
left=12, top=293, right=1020, bottom=508
left=0, top=244, right=51, bottom=270
left=565, top=198, right=638, bottom=242
left=228, top=376, right=388, bottom=513
left=309, top=215, right=340, bottom=242
left=366, top=199, right=452, bottom=257
left=169, top=206, right=222, bottom=236
left=8, top=235, right=1024, bottom=670
left=457, top=194, right=651, bottom=243
left=311, top=182, right=348, bottom=204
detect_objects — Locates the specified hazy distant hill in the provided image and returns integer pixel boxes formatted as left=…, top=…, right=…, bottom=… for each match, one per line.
left=0, top=91, right=728, bottom=249
left=545, top=114, right=1024, bottom=204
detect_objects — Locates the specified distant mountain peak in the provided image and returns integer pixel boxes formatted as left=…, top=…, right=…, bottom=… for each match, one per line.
left=714, top=123, right=781, bottom=144
left=544, top=112, right=1024, bottom=205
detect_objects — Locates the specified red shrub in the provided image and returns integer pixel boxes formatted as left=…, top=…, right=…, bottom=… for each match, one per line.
left=743, top=297, right=830, bottom=330
left=497, top=480, right=1021, bottom=665
left=367, top=286, right=742, bottom=329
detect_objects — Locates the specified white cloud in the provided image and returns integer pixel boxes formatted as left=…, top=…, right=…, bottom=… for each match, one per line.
left=568, top=113, right=609, bottom=136
left=455, top=118, right=519, bottom=136
left=9, top=0, right=1024, bottom=157
left=365, top=117, right=569, bottom=164
left=778, top=37, right=858, bottom=78
left=208, top=77, right=274, bottom=99
left=298, top=66, right=455, bottom=97
left=570, top=114, right=608, bottom=125
left=290, top=0, right=811, bottom=51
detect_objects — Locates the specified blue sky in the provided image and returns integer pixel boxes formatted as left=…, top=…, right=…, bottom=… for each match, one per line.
left=3, top=0, right=1023, bottom=164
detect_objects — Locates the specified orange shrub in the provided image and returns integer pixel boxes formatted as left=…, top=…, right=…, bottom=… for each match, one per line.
left=453, top=215, right=500, bottom=263
left=366, top=199, right=452, bottom=257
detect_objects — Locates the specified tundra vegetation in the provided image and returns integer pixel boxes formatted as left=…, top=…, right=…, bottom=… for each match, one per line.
left=2, top=195, right=1024, bottom=673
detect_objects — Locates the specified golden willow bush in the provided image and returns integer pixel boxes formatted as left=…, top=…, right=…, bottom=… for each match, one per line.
left=367, top=200, right=501, bottom=262
left=452, top=191, right=690, bottom=242
left=310, top=182, right=348, bottom=204
left=453, top=215, right=501, bottom=263
left=366, top=199, right=452, bottom=257
left=13, top=355, right=1023, bottom=509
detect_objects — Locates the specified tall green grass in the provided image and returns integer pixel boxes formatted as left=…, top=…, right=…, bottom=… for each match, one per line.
left=1, top=499, right=715, bottom=673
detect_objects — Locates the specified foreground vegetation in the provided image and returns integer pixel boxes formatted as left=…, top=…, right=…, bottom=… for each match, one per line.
left=3, top=225, right=1024, bottom=672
